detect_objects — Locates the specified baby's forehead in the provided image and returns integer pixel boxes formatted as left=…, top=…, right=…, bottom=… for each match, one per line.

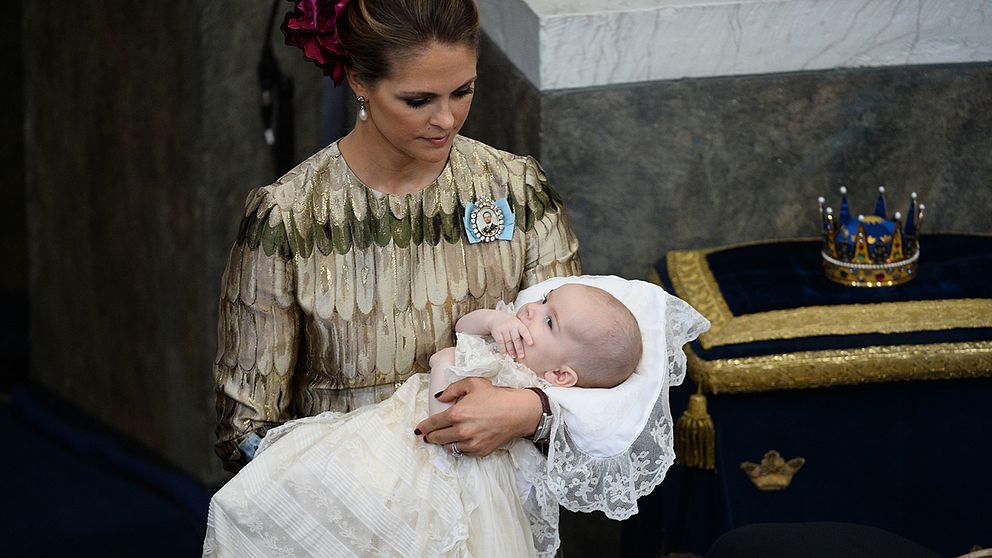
left=556, top=283, right=602, bottom=298
left=556, top=284, right=610, bottom=304
left=556, top=284, right=623, bottom=318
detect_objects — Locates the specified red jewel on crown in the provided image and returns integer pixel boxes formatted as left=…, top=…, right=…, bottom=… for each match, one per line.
left=818, top=186, right=924, bottom=288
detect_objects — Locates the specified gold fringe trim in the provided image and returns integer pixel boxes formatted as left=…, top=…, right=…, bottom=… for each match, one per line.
left=675, top=391, right=716, bottom=470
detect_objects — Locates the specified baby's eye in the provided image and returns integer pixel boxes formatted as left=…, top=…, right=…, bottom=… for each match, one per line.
left=546, top=316, right=553, bottom=329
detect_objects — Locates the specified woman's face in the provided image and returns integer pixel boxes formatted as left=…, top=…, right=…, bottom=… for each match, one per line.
left=354, top=41, right=477, bottom=165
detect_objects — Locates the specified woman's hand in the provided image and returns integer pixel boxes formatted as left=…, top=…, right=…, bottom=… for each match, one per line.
left=414, top=378, right=543, bottom=457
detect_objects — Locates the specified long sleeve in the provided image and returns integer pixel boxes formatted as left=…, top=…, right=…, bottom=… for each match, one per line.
left=214, top=189, right=300, bottom=472
left=211, top=137, right=580, bottom=472
left=518, top=157, right=581, bottom=287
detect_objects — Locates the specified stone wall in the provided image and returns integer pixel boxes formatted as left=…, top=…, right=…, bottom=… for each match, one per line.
left=2, top=0, right=26, bottom=386
left=20, top=0, right=991, bottom=493
left=464, top=37, right=992, bottom=280
left=23, top=0, right=322, bottom=485
left=1, top=1, right=25, bottom=294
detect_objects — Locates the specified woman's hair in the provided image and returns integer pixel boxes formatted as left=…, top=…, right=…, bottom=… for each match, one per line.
left=339, top=0, right=481, bottom=84
left=568, top=287, right=643, bottom=389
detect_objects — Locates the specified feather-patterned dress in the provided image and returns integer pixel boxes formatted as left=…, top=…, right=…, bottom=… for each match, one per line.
left=214, top=135, right=581, bottom=470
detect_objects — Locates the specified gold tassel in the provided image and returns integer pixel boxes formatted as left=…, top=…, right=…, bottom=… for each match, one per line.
left=675, top=389, right=716, bottom=470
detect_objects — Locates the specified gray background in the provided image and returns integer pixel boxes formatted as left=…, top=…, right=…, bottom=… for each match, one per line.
left=11, top=4, right=991, bottom=552
left=19, top=0, right=322, bottom=486
left=464, top=36, right=992, bottom=278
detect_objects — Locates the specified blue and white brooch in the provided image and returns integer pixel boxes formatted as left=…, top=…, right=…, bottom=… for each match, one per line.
left=464, top=197, right=515, bottom=244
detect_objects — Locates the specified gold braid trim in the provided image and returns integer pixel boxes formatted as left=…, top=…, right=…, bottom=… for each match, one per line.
left=687, top=341, right=992, bottom=394
left=666, top=250, right=732, bottom=329
left=710, top=299, right=992, bottom=347
left=665, top=246, right=992, bottom=349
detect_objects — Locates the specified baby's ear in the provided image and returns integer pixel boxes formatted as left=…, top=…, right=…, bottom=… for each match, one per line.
left=543, top=366, right=578, bottom=387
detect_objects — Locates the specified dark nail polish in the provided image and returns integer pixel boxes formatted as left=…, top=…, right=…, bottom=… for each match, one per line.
left=414, top=429, right=422, bottom=435
left=434, top=391, right=443, bottom=399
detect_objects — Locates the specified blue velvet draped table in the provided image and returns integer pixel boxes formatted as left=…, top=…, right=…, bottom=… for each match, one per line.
left=656, top=233, right=992, bottom=393
left=620, top=234, right=992, bottom=558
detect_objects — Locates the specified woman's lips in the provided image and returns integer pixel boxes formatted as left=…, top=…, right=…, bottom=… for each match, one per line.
left=423, top=135, right=449, bottom=147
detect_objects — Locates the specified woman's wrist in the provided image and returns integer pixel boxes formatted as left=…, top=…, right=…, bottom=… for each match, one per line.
left=503, top=386, right=545, bottom=440
left=524, top=387, right=553, bottom=442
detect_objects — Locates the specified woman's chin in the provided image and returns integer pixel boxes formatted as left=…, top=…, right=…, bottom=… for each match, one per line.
left=413, top=142, right=453, bottom=163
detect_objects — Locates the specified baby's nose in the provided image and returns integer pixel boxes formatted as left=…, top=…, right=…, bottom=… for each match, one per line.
left=521, top=303, right=535, bottom=319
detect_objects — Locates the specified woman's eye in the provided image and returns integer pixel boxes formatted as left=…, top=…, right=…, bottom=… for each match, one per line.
left=405, top=98, right=430, bottom=108
left=454, top=87, right=474, bottom=97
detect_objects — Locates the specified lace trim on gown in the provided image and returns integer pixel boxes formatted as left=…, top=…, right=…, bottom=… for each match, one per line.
left=513, top=275, right=710, bottom=521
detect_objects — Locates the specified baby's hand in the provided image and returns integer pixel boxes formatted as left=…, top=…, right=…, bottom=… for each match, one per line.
left=489, top=314, right=533, bottom=360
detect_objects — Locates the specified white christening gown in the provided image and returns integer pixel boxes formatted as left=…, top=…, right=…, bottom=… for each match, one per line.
left=202, top=333, right=558, bottom=558
left=203, top=276, right=711, bottom=558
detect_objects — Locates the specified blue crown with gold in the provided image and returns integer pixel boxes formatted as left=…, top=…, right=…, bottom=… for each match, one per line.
left=818, top=186, right=924, bottom=287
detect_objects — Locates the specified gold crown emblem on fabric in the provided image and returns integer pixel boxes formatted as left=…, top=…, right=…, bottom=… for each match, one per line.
left=740, top=450, right=805, bottom=491
left=818, top=187, right=924, bottom=287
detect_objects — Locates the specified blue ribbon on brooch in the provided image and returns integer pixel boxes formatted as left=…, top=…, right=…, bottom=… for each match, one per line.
left=464, top=197, right=515, bottom=244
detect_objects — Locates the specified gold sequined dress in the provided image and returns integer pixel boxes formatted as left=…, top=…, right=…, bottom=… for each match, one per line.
left=214, top=135, right=581, bottom=470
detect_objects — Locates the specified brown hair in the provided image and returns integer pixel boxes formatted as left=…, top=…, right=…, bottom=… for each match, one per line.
left=567, top=287, right=643, bottom=389
left=338, top=0, right=481, bottom=85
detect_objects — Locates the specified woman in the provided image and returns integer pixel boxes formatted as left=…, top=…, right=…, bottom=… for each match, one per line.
left=214, top=2, right=695, bottom=537
left=213, top=0, right=581, bottom=472
left=204, top=279, right=648, bottom=557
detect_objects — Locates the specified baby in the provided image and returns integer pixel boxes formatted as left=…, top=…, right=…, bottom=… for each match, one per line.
left=430, top=283, right=642, bottom=417
left=204, top=281, right=655, bottom=558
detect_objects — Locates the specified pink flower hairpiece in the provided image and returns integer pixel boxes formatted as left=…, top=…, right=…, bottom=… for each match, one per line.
left=281, top=0, right=351, bottom=85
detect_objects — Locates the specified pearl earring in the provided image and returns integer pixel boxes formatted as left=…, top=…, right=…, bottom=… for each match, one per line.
left=357, top=96, right=368, bottom=121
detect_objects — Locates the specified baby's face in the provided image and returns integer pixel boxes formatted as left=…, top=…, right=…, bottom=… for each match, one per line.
left=514, top=284, right=594, bottom=376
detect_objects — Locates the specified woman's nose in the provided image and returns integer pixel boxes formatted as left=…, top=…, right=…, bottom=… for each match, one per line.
left=431, top=101, right=455, bottom=130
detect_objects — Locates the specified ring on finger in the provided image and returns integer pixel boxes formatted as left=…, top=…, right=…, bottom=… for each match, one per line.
left=450, top=442, right=463, bottom=457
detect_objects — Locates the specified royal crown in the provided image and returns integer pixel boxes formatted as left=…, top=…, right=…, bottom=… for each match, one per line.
left=818, top=186, right=924, bottom=287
